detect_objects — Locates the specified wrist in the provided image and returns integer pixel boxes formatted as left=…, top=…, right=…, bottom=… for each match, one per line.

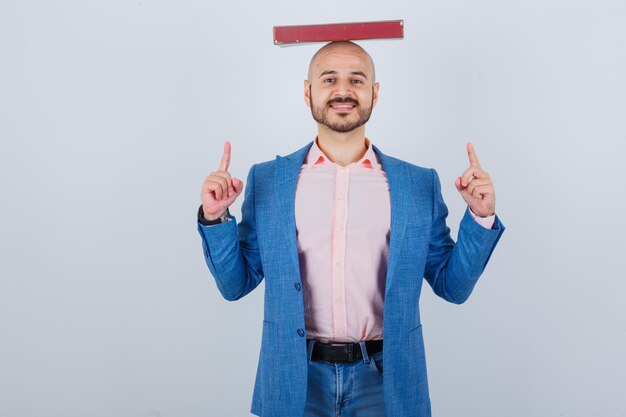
left=469, top=206, right=495, bottom=218
left=198, top=205, right=231, bottom=225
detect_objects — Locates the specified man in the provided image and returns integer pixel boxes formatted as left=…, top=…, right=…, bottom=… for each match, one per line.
left=197, top=41, right=505, bottom=417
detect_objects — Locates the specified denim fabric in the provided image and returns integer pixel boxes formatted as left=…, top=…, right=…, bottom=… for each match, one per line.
left=304, top=341, right=386, bottom=417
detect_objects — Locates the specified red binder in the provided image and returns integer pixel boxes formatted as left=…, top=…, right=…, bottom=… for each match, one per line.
left=273, top=20, right=404, bottom=45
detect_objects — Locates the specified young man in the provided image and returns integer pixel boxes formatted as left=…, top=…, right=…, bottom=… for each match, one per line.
left=197, top=41, right=505, bottom=417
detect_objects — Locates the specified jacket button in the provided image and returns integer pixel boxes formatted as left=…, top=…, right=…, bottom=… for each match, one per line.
left=297, top=328, right=305, bottom=337
left=294, top=283, right=301, bottom=291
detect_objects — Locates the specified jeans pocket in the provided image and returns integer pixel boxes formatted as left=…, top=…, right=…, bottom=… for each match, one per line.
left=367, top=351, right=384, bottom=376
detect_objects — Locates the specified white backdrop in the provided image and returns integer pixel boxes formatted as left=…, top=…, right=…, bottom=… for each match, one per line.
left=1, top=0, right=625, bottom=416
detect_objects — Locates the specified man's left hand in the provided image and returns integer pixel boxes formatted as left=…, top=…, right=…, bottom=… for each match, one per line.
left=454, top=143, right=496, bottom=217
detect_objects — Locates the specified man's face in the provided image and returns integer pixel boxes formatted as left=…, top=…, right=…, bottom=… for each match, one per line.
left=304, top=46, right=379, bottom=133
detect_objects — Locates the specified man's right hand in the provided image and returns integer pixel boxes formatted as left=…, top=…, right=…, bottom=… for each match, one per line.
left=201, top=141, right=244, bottom=221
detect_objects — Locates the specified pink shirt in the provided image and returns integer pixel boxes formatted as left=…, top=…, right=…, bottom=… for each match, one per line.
left=293, top=138, right=494, bottom=343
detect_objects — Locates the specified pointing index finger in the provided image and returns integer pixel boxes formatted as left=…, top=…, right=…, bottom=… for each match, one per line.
left=467, top=142, right=481, bottom=167
left=219, top=141, right=231, bottom=172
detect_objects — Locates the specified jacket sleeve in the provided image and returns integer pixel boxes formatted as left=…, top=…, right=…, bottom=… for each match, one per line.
left=196, top=164, right=264, bottom=301
left=423, top=168, right=505, bottom=304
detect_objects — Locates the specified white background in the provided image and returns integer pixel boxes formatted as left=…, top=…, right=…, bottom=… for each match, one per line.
left=1, top=0, right=625, bottom=416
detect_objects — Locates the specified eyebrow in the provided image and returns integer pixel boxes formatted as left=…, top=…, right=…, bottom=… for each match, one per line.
left=319, top=70, right=369, bottom=80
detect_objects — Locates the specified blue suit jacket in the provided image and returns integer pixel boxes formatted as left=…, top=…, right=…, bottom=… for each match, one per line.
left=197, top=141, right=505, bottom=417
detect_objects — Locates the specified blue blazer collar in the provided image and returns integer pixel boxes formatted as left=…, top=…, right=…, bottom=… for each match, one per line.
left=277, top=140, right=400, bottom=167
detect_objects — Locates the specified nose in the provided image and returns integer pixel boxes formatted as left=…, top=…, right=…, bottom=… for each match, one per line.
left=331, top=79, right=357, bottom=99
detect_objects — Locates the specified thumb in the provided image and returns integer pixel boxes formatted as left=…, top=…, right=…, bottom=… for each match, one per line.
left=454, top=177, right=464, bottom=193
left=232, top=177, right=244, bottom=194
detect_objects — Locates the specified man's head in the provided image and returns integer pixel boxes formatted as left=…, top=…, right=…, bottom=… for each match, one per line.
left=304, top=41, right=379, bottom=133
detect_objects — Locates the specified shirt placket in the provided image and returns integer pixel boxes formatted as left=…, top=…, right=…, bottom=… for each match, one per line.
left=332, top=166, right=350, bottom=341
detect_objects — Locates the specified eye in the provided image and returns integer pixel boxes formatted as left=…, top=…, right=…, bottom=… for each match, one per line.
left=352, top=79, right=363, bottom=84
left=323, top=78, right=334, bottom=84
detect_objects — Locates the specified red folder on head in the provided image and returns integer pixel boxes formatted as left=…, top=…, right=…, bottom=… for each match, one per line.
left=273, top=20, right=404, bottom=45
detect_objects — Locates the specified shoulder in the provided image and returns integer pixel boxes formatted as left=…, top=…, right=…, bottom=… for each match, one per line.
left=257, top=141, right=314, bottom=168
left=373, top=143, right=432, bottom=171
left=402, top=160, right=437, bottom=192
left=251, top=159, right=275, bottom=173
left=373, top=146, right=443, bottom=199
left=375, top=148, right=436, bottom=183
left=245, top=161, right=273, bottom=190
left=395, top=157, right=433, bottom=176
left=247, top=141, right=314, bottom=181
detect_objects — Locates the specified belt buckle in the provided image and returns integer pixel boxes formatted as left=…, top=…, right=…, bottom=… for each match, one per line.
left=328, top=342, right=353, bottom=362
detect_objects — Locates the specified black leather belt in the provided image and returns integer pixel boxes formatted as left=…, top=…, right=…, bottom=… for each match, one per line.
left=307, top=339, right=383, bottom=363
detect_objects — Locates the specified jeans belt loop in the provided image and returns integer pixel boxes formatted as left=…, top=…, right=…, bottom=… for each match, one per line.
left=307, top=339, right=317, bottom=362
left=359, top=340, right=370, bottom=364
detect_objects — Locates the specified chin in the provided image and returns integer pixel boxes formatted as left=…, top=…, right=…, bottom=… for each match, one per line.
left=329, top=124, right=360, bottom=133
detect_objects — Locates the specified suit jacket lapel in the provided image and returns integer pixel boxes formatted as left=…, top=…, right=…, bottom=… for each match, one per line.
left=372, top=144, right=410, bottom=289
left=273, top=142, right=314, bottom=279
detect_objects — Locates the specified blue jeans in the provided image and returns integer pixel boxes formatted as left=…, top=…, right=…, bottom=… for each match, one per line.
left=304, top=340, right=386, bottom=417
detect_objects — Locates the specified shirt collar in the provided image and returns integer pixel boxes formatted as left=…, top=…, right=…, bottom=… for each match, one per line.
left=305, top=137, right=381, bottom=172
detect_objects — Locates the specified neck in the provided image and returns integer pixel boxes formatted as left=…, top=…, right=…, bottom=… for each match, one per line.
left=315, top=124, right=368, bottom=167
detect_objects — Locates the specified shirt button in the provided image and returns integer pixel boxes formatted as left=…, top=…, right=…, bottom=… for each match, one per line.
left=335, top=262, right=342, bottom=268
left=337, top=194, right=344, bottom=199
left=297, top=328, right=305, bottom=337
left=294, top=282, right=301, bottom=291
left=335, top=297, right=343, bottom=303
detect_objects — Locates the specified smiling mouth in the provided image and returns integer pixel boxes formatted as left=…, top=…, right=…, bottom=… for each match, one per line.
left=330, top=103, right=356, bottom=112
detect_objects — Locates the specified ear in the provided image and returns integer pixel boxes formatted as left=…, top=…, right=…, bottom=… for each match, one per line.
left=372, top=82, right=380, bottom=108
left=304, top=80, right=311, bottom=107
